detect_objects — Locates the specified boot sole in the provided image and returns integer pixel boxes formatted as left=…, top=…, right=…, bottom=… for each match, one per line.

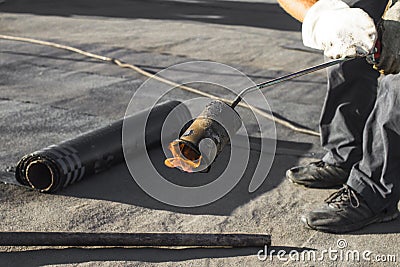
left=301, top=208, right=399, bottom=234
left=287, top=171, right=344, bottom=189
left=288, top=177, right=343, bottom=189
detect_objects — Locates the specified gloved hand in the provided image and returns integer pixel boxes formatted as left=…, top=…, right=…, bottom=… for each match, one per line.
left=376, top=0, right=400, bottom=74
left=302, top=0, right=377, bottom=59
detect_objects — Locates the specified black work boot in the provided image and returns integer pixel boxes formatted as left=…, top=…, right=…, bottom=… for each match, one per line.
left=301, top=185, right=399, bottom=233
left=286, top=160, right=350, bottom=188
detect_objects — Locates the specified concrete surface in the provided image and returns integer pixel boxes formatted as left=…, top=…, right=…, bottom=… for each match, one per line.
left=0, top=0, right=399, bottom=266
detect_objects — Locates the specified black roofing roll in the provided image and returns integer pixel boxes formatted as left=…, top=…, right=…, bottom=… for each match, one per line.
left=15, top=101, right=191, bottom=193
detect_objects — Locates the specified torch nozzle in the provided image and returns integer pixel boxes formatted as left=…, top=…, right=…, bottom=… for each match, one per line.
left=165, top=100, right=242, bottom=173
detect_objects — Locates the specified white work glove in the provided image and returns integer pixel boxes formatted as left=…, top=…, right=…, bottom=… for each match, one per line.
left=302, top=0, right=377, bottom=59
left=376, top=0, right=400, bottom=74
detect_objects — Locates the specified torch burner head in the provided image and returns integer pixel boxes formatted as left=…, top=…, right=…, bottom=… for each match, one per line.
left=165, top=100, right=241, bottom=172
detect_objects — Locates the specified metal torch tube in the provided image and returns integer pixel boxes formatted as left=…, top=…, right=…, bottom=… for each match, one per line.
left=230, top=58, right=349, bottom=108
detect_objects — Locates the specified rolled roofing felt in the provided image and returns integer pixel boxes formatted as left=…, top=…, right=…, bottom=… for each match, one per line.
left=15, top=101, right=191, bottom=193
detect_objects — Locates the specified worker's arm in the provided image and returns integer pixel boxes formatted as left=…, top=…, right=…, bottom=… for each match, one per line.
left=277, top=0, right=317, bottom=22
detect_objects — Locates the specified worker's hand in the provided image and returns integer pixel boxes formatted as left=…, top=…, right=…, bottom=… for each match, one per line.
left=302, top=0, right=377, bottom=59
left=376, top=0, right=400, bottom=74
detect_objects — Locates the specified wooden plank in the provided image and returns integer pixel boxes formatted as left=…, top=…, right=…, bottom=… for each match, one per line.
left=0, top=232, right=271, bottom=247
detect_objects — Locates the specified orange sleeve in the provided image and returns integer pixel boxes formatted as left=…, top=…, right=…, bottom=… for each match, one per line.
left=277, top=0, right=318, bottom=22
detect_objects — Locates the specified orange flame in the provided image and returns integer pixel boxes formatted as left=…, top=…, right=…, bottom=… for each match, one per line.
left=164, top=141, right=202, bottom=173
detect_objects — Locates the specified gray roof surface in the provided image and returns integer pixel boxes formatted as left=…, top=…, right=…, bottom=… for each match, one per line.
left=0, top=0, right=399, bottom=266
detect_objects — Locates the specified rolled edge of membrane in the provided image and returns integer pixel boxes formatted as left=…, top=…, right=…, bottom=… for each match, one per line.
left=15, top=145, right=84, bottom=192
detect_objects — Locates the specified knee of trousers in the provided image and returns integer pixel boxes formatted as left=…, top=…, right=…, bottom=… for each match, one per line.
left=379, top=74, right=400, bottom=98
left=374, top=74, right=400, bottom=131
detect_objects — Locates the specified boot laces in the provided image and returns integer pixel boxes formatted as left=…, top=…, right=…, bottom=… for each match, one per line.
left=325, top=185, right=360, bottom=208
left=313, top=160, right=326, bottom=168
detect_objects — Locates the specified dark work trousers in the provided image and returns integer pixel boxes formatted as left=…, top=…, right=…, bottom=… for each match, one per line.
left=321, top=0, right=389, bottom=169
left=318, top=0, right=400, bottom=211
left=321, top=58, right=380, bottom=169
left=348, top=74, right=400, bottom=211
